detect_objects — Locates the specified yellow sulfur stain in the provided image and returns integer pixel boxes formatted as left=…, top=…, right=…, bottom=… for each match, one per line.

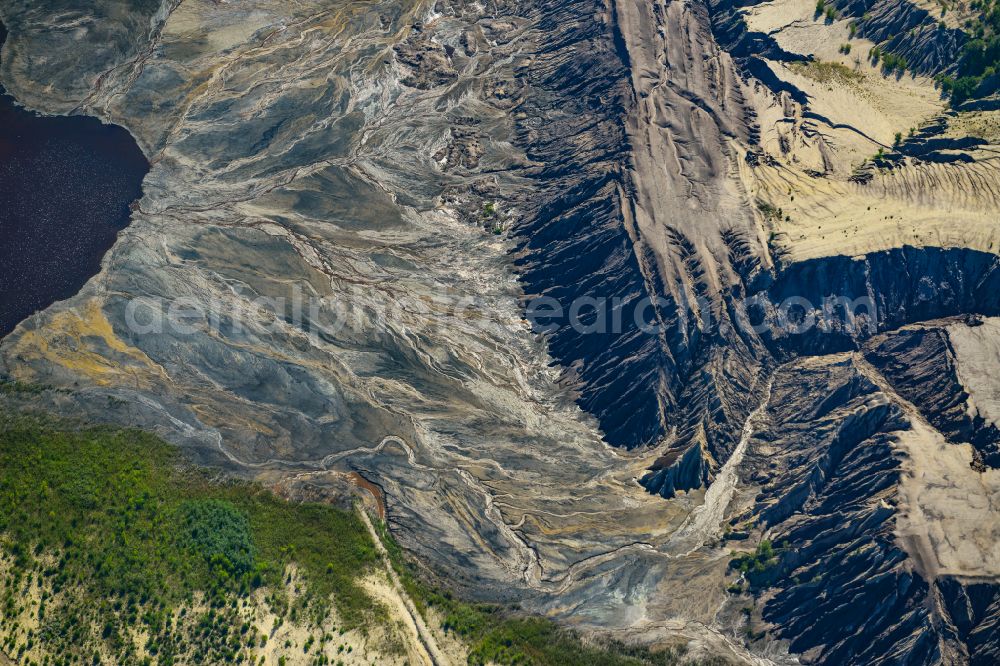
left=10, top=300, right=167, bottom=387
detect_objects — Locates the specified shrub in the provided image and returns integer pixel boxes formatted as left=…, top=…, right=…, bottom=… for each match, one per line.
left=180, top=499, right=255, bottom=577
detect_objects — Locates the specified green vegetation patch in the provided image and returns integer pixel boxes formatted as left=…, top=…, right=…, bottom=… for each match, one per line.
left=0, top=413, right=734, bottom=665
left=179, top=499, right=256, bottom=577
left=789, top=60, right=863, bottom=85
left=0, top=379, right=46, bottom=396
left=935, top=0, right=1000, bottom=104
left=730, top=540, right=778, bottom=576
left=868, top=47, right=908, bottom=75
left=467, top=617, right=702, bottom=666
left=0, top=415, right=380, bottom=664
left=728, top=539, right=789, bottom=593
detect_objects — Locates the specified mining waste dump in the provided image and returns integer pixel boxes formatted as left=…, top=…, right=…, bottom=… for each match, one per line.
left=0, top=22, right=148, bottom=338
left=1, top=0, right=1000, bottom=664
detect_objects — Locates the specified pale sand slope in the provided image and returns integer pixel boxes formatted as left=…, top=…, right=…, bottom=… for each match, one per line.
left=735, top=0, right=1000, bottom=264
left=948, top=317, right=1000, bottom=432
left=893, top=419, right=1000, bottom=580
left=738, top=153, right=1000, bottom=262
left=856, top=345, right=1000, bottom=582
left=945, top=109, right=1000, bottom=145
left=745, top=0, right=944, bottom=158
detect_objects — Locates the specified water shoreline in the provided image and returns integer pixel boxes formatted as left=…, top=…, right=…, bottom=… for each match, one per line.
left=0, top=20, right=150, bottom=338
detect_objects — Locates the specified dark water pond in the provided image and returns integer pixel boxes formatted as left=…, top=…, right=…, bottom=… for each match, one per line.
left=0, top=22, right=149, bottom=338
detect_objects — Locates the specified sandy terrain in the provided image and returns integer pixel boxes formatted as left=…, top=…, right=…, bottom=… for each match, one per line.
left=746, top=0, right=944, bottom=152
left=734, top=0, right=1000, bottom=265
left=949, top=317, right=1000, bottom=430
left=893, top=420, right=1000, bottom=580
left=740, top=154, right=1000, bottom=262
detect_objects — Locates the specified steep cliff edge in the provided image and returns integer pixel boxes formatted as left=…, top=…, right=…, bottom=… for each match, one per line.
left=724, top=326, right=1000, bottom=664
left=639, top=0, right=1000, bottom=498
